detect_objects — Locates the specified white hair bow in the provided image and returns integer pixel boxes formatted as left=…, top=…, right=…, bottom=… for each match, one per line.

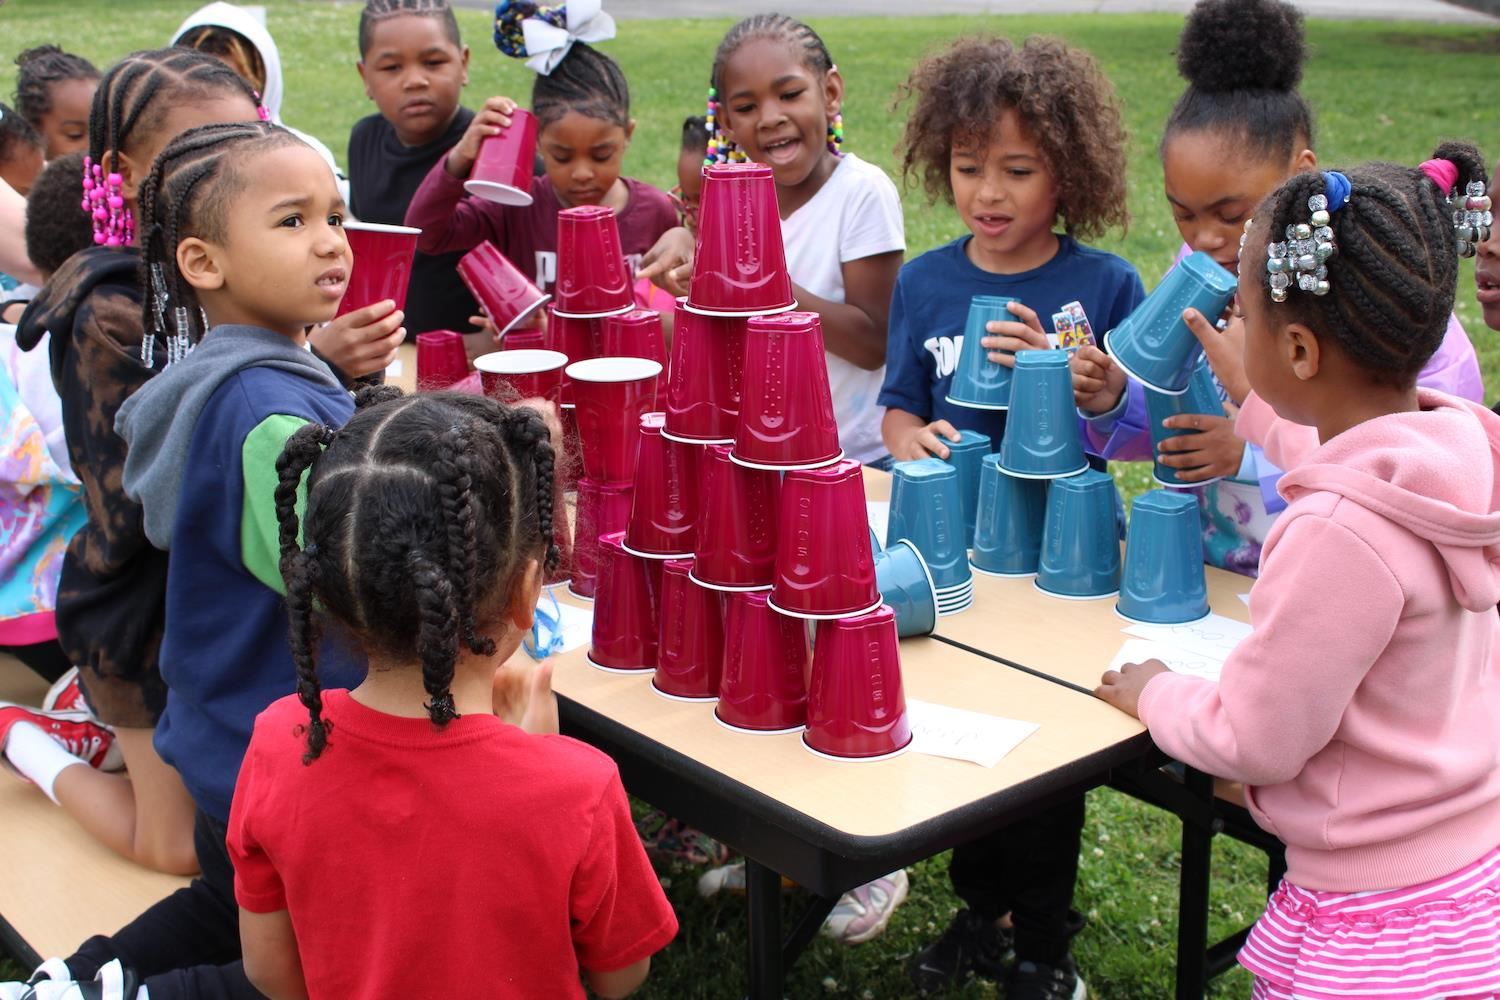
left=521, top=0, right=616, bottom=74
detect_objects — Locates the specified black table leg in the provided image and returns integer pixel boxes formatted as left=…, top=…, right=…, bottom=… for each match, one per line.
left=746, top=859, right=785, bottom=1000
left=783, top=894, right=838, bottom=971
left=1175, top=768, right=1214, bottom=1000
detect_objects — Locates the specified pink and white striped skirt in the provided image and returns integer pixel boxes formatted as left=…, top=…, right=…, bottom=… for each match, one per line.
left=1241, top=846, right=1500, bottom=1000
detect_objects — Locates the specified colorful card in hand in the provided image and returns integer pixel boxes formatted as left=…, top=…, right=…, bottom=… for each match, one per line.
left=1051, top=301, right=1097, bottom=351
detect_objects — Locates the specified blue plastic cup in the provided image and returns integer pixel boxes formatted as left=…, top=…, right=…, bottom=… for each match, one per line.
left=940, top=429, right=992, bottom=548
left=945, top=296, right=1018, bottom=410
left=1146, top=360, right=1227, bottom=489
left=873, top=539, right=939, bottom=637
left=1035, top=469, right=1121, bottom=600
left=887, top=458, right=972, bottom=591
left=1103, top=252, right=1236, bottom=395
left=971, top=454, right=1049, bottom=577
left=997, top=351, right=1089, bottom=480
left=1118, top=489, right=1209, bottom=624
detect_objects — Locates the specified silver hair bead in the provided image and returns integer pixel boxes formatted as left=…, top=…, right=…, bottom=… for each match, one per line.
left=1294, top=223, right=1312, bottom=240
left=1308, top=194, right=1328, bottom=212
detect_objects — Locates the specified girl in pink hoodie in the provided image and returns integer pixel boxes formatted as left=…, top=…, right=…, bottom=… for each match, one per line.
left=1099, top=142, right=1500, bottom=1000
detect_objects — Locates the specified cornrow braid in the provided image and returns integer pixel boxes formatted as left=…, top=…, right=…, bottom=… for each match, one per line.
left=358, top=0, right=462, bottom=57
left=706, top=14, right=835, bottom=163
left=434, top=425, right=495, bottom=656
left=409, top=553, right=463, bottom=724
left=499, top=406, right=560, bottom=573
left=532, top=43, right=629, bottom=129
left=13, top=45, right=99, bottom=133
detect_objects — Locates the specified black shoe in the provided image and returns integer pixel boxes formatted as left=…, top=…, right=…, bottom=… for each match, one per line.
left=907, top=908, right=1014, bottom=994
left=1008, top=953, right=1087, bottom=1000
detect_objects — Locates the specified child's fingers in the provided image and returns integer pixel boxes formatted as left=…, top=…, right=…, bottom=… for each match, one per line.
left=1159, top=413, right=1221, bottom=436
left=983, top=321, right=1050, bottom=350
left=929, top=419, right=962, bottom=443
left=916, top=428, right=952, bottom=459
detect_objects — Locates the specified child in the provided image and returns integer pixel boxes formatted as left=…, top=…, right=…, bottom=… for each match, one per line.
left=0, top=104, right=45, bottom=198
left=672, top=114, right=708, bottom=231
left=1071, top=0, right=1484, bottom=576
left=1475, top=157, right=1498, bottom=333
left=880, top=35, right=1141, bottom=999
left=707, top=14, right=904, bottom=467
left=12, top=46, right=99, bottom=160
left=225, top=391, right=677, bottom=999
left=406, top=0, right=679, bottom=357
left=1098, top=145, right=1500, bottom=999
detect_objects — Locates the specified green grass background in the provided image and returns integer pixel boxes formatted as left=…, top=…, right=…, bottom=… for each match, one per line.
left=1, top=2, right=1497, bottom=996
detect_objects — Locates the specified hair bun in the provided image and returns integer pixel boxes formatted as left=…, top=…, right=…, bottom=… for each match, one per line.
left=1177, top=0, right=1306, bottom=94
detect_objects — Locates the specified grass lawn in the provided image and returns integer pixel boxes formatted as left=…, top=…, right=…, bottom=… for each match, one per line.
left=1, top=2, right=1498, bottom=996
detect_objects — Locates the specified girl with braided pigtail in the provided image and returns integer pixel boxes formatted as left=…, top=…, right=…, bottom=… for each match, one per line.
left=1098, top=144, right=1500, bottom=999
left=227, top=391, right=673, bottom=999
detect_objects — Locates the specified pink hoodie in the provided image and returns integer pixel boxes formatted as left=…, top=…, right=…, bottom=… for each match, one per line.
left=1137, top=389, right=1500, bottom=892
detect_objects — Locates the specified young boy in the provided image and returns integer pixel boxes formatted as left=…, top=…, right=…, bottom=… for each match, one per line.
left=347, top=0, right=478, bottom=337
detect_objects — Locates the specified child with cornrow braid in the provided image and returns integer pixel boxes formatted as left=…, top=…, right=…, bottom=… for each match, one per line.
left=223, top=390, right=677, bottom=999
left=12, top=45, right=99, bottom=159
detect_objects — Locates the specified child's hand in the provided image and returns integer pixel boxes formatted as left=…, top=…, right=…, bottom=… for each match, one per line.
left=309, top=301, right=405, bottom=379
left=1071, top=344, right=1126, bottom=414
left=982, top=301, right=1051, bottom=367
left=1095, top=659, right=1170, bottom=719
left=893, top=419, right=962, bottom=461
left=1185, top=305, right=1250, bottom=405
left=445, top=96, right=519, bottom=178
left=637, top=226, right=694, bottom=298
left=492, top=655, right=559, bottom=736
left=1158, top=406, right=1244, bottom=482
left=468, top=313, right=499, bottom=344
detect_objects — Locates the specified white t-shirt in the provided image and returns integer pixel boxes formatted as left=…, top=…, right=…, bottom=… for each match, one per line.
left=781, top=153, right=905, bottom=465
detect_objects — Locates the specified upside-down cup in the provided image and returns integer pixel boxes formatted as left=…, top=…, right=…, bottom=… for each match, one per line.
left=1035, top=469, right=1121, bottom=601
left=653, top=560, right=725, bottom=701
left=588, top=531, right=659, bottom=672
left=997, top=351, right=1090, bottom=479
left=769, top=459, right=880, bottom=620
left=687, top=162, right=796, bottom=317
left=887, top=458, right=972, bottom=592
left=473, top=349, right=567, bottom=405
left=570, top=478, right=633, bottom=600
left=732, top=311, right=842, bottom=471
left=503, top=327, right=547, bottom=351
left=1103, top=251, right=1237, bottom=394
left=598, top=309, right=667, bottom=368
left=415, top=330, right=469, bottom=390
left=336, top=221, right=421, bottom=318
left=715, top=591, right=809, bottom=734
left=946, top=296, right=1018, bottom=410
left=941, top=429, right=993, bottom=549
left=874, top=540, right=939, bottom=638
left=624, top=413, right=699, bottom=559
left=805, top=605, right=913, bottom=761
left=691, top=444, right=780, bottom=591
left=567, top=356, right=662, bottom=483
left=971, top=454, right=1049, bottom=578
left=463, top=107, right=537, bottom=206
left=456, top=240, right=549, bottom=337
left=554, top=205, right=633, bottom=318
left=547, top=306, right=598, bottom=407
left=1118, top=489, right=1210, bottom=625
left=1147, top=359, right=1227, bottom=488
left=664, top=299, right=744, bottom=444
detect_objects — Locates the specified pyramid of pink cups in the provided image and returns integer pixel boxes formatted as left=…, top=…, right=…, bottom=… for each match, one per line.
left=582, top=162, right=912, bottom=763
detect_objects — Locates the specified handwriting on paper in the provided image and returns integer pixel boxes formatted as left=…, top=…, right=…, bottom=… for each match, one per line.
left=906, top=699, right=1040, bottom=768
left=1122, top=613, right=1251, bottom=663
left=1108, top=637, right=1224, bottom=684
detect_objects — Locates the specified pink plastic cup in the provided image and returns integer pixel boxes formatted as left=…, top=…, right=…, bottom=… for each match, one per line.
left=664, top=298, right=745, bottom=444
left=624, top=413, right=699, bottom=559
left=503, top=327, right=548, bottom=351
left=336, top=221, right=421, bottom=318
left=691, top=444, right=780, bottom=592
left=598, top=309, right=667, bottom=367
left=732, top=312, right=842, bottom=471
left=463, top=107, right=537, bottom=207
left=567, top=357, right=662, bottom=484
left=456, top=240, right=549, bottom=337
left=554, top=205, right=633, bottom=318
left=570, top=478, right=633, bottom=600
left=804, top=605, right=913, bottom=760
left=415, top=330, right=469, bottom=390
left=473, top=349, right=566, bottom=405
left=652, top=559, right=724, bottom=702
left=547, top=307, right=598, bottom=407
left=587, top=531, right=659, bottom=672
left=715, top=591, right=810, bottom=734
left=686, top=162, right=796, bottom=317
left=769, top=458, right=880, bottom=620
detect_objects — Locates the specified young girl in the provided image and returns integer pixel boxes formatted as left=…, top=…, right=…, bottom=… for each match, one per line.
left=1099, top=145, right=1500, bottom=1000
left=707, top=14, right=904, bottom=467
left=227, top=390, right=676, bottom=999
left=1071, top=0, right=1484, bottom=576
left=12, top=46, right=99, bottom=160
left=1477, top=157, right=1499, bottom=334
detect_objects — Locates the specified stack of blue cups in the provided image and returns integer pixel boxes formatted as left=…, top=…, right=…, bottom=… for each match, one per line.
left=941, top=430, right=992, bottom=548
left=888, top=458, right=973, bottom=616
left=1034, top=469, right=1122, bottom=600
left=1117, top=490, right=1209, bottom=623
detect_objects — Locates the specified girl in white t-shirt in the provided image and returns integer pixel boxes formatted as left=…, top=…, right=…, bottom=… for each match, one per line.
left=705, top=14, right=905, bottom=466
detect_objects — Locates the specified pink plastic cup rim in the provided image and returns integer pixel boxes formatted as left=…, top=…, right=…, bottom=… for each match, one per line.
left=344, top=221, right=422, bottom=236
left=729, top=449, right=844, bottom=473
left=472, top=349, right=569, bottom=376
left=712, top=710, right=805, bottom=736
left=687, top=570, right=772, bottom=593
left=650, top=680, right=719, bottom=704
left=585, top=653, right=655, bottom=674
left=464, top=178, right=535, bottom=206
left=661, top=430, right=735, bottom=446
left=766, top=594, right=883, bottom=622
left=682, top=300, right=799, bottom=319
left=565, top=585, right=594, bottom=602
left=566, top=356, right=663, bottom=384
left=801, top=732, right=914, bottom=762
left=553, top=302, right=635, bottom=321
left=497, top=300, right=551, bottom=338
left=621, top=541, right=693, bottom=560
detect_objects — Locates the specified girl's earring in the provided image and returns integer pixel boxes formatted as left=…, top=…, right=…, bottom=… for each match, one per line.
left=827, top=112, right=844, bottom=156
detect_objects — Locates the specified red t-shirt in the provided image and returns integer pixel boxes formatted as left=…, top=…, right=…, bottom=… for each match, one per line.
left=405, top=166, right=678, bottom=298
left=227, top=691, right=677, bottom=999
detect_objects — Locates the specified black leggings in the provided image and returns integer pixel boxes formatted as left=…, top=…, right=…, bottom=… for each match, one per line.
left=65, top=810, right=262, bottom=999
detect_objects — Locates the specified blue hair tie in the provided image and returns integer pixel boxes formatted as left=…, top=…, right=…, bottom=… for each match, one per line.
left=1321, top=171, right=1351, bottom=213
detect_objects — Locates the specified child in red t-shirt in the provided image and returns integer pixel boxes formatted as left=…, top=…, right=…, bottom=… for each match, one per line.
left=226, top=390, right=677, bottom=1000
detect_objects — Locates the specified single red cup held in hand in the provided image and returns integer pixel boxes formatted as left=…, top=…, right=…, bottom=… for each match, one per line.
left=337, top=221, right=421, bottom=318
left=473, top=349, right=566, bottom=404
left=554, top=205, right=633, bottom=318
left=566, top=356, right=662, bottom=484
left=652, top=560, right=724, bottom=702
left=804, top=605, right=913, bottom=761
left=414, top=330, right=469, bottom=390
left=768, top=458, right=880, bottom=620
left=732, top=312, right=842, bottom=471
left=587, top=530, right=659, bottom=672
left=624, top=413, right=699, bottom=559
left=715, top=591, right=810, bottom=734
left=457, top=240, right=550, bottom=337
left=464, top=107, right=537, bottom=207
left=664, top=299, right=744, bottom=444
left=598, top=309, right=667, bottom=367
left=691, top=444, right=780, bottom=592
left=687, top=162, right=796, bottom=317
left=570, top=478, right=633, bottom=600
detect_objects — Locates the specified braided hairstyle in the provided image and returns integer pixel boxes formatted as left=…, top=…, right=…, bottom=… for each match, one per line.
left=24, top=153, right=93, bottom=278
left=175, top=25, right=269, bottom=97
left=680, top=115, right=709, bottom=154
left=1164, top=0, right=1314, bottom=162
left=707, top=14, right=836, bottom=163
left=358, top=0, right=462, bottom=57
left=274, top=391, right=559, bottom=762
left=1252, top=142, right=1488, bottom=387
left=134, top=121, right=306, bottom=348
left=13, top=46, right=100, bottom=134
left=493, top=2, right=629, bottom=129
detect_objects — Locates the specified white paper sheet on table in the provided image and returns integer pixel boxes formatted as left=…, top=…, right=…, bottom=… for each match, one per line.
left=1108, top=637, right=1225, bottom=683
left=867, top=500, right=890, bottom=548
left=905, top=699, right=1040, bottom=768
left=386, top=357, right=403, bottom=380
left=1238, top=593, right=1251, bottom=607
left=553, top=598, right=593, bottom=652
left=1121, top=613, right=1251, bottom=663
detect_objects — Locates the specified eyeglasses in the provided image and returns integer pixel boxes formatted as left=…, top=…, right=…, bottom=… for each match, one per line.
left=668, top=185, right=699, bottom=230
left=521, top=586, right=567, bottom=661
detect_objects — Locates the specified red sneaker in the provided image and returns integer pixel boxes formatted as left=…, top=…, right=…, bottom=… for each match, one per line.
left=0, top=704, right=120, bottom=772
left=41, top=668, right=86, bottom=714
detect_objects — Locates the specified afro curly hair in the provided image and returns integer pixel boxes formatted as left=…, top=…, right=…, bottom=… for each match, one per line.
left=895, top=35, right=1130, bottom=242
left=23, top=152, right=92, bottom=277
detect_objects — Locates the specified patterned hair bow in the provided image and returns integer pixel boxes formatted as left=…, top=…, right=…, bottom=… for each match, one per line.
left=494, top=0, right=616, bottom=75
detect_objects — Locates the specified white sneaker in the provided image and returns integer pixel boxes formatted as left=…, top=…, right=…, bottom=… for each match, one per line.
left=822, top=869, right=910, bottom=945
left=697, top=860, right=745, bottom=897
